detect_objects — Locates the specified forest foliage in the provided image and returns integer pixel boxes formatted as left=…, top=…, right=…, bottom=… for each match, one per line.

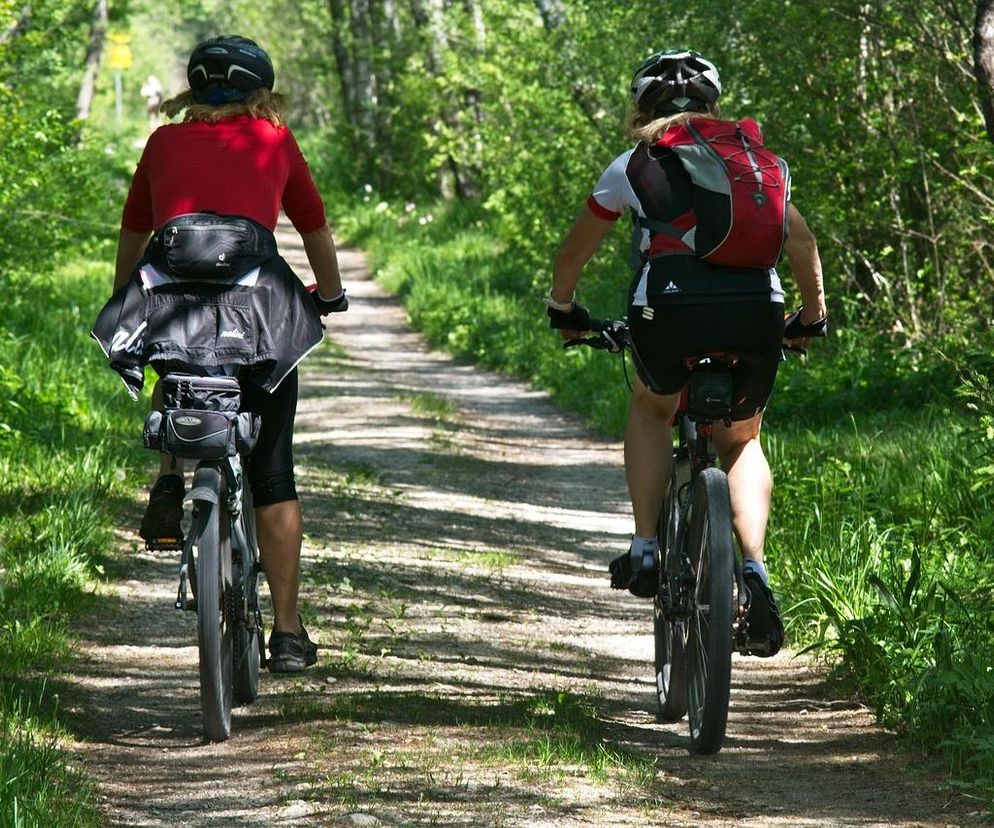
left=2, top=0, right=994, bottom=814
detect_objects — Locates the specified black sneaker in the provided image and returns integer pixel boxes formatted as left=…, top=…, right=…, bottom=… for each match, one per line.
left=743, top=570, right=785, bottom=657
left=139, top=474, right=185, bottom=546
left=609, top=544, right=658, bottom=599
left=268, top=623, right=318, bottom=673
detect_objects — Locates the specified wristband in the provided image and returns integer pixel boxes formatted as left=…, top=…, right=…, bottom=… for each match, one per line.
left=543, top=289, right=575, bottom=312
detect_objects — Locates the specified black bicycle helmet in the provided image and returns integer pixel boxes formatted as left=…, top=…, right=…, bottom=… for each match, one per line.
left=187, top=36, right=274, bottom=105
left=630, top=49, right=721, bottom=116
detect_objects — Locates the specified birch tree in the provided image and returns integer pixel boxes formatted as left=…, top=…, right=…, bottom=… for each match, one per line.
left=75, top=0, right=107, bottom=120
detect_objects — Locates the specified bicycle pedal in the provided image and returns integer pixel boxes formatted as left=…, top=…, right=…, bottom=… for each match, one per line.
left=146, top=537, right=185, bottom=552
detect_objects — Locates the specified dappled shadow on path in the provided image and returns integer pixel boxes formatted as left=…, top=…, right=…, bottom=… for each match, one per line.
left=62, top=237, right=975, bottom=827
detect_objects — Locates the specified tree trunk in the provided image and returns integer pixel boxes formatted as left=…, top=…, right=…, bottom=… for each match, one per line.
left=327, top=0, right=357, bottom=128
left=0, top=4, right=31, bottom=46
left=533, top=0, right=565, bottom=30
left=371, top=0, right=402, bottom=187
left=75, top=0, right=108, bottom=121
left=974, top=0, right=994, bottom=142
left=351, top=0, right=377, bottom=146
left=409, top=0, right=458, bottom=199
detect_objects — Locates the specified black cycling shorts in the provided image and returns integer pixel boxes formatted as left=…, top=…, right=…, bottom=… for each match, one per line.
left=627, top=301, right=785, bottom=421
left=240, top=369, right=298, bottom=507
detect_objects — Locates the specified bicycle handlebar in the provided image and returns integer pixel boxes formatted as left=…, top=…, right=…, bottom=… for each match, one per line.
left=563, top=317, right=811, bottom=356
left=562, top=319, right=629, bottom=353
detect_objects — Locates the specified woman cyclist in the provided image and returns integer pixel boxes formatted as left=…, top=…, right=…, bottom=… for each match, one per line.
left=109, top=36, right=346, bottom=672
left=546, top=50, right=827, bottom=656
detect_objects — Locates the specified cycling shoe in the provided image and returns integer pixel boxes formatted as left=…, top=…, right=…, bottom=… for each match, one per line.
left=268, top=622, right=318, bottom=673
left=609, top=545, right=658, bottom=599
left=139, top=474, right=185, bottom=546
left=743, top=570, right=785, bottom=657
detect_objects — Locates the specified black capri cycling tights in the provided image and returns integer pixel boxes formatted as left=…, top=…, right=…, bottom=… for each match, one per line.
left=627, top=301, right=785, bottom=422
left=240, top=368, right=299, bottom=507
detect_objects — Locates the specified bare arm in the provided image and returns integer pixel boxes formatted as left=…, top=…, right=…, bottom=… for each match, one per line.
left=300, top=222, right=344, bottom=298
left=113, top=228, right=152, bottom=292
left=783, top=203, right=827, bottom=323
left=551, top=205, right=617, bottom=304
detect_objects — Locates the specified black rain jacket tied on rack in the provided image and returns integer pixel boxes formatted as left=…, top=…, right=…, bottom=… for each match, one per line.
left=91, top=215, right=323, bottom=399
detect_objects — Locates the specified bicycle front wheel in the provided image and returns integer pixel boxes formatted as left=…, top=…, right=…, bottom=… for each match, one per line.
left=685, top=467, right=735, bottom=755
left=191, top=471, right=234, bottom=742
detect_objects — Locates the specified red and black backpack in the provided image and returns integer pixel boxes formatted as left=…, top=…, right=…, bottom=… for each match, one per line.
left=644, top=117, right=790, bottom=270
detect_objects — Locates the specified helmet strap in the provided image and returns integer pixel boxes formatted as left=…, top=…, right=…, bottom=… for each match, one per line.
left=193, top=84, right=248, bottom=106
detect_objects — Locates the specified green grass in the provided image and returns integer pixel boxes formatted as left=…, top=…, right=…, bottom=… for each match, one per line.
left=0, top=685, right=101, bottom=828
left=280, top=687, right=664, bottom=816
left=397, top=390, right=459, bottom=423
left=0, top=244, right=147, bottom=823
left=425, top=546, right=516, bottom=573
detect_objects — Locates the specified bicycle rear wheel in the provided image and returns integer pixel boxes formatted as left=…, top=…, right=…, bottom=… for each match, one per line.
left=191, top=469, right=234, bottom=742
left=232, top=490, right=261, bottom=706
left=654, top=456, right=689, bottom=722
left=685, top=467, right=735, bottom=754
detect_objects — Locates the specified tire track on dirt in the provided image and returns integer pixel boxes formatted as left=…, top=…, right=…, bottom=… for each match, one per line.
left=64, top=226, right=977, bottom=826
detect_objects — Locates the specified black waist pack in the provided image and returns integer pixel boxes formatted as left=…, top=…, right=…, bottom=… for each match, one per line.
left=143, top=373, right=261, bottom=460
left=146, top=213, right=278, bottom=280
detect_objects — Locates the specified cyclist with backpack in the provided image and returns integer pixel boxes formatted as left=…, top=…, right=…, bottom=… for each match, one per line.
left=97, top=36, right=347, bottom=672
left=546, top=50, right=827, bottom=656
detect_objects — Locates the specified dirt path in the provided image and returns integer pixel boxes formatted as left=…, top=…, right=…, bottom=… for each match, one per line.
left=65, top=229, right=981, bottom=827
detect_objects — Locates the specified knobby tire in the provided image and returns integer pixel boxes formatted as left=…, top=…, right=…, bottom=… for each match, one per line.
left=194, top=488, right=234, bottom=743
left=686, top=467, right=735, bottom=755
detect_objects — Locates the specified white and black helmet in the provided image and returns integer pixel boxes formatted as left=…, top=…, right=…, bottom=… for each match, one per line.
left=630, top=49, right=721, bottom=116
left=187, top=36, right=274, bottom=104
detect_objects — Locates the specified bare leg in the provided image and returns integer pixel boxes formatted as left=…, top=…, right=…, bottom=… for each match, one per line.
left=624, top=376, right=681, bottom=537
left=256, top=500, right=304, bottom=635
left=712, top=413, right=771, bottom=562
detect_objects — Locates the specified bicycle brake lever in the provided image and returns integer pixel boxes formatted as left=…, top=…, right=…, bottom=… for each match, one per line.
left=563, top=336, right=602, bottom=350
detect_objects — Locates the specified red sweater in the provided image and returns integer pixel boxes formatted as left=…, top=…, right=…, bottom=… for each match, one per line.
left=121, top=116, right=326, bottom=235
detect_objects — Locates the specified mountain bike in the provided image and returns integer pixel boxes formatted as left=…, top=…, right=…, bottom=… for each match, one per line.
left=569, top=319, right=756, bottom=755
left=143, top=372, right=266, bottom=742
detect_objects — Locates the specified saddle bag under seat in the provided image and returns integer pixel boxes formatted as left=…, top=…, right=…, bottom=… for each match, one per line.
left=143, top=373, right=261, bottom=460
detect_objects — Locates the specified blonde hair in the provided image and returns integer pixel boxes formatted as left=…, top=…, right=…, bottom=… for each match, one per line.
left=625, top=104, right=721, bottom=144
left=160, top=87, right=287, bottom=128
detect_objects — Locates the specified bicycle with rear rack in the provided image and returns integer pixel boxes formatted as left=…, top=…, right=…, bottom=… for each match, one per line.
left=569, top=318, right=761, bottom=754
left=142, top=372, right=265, bottom=743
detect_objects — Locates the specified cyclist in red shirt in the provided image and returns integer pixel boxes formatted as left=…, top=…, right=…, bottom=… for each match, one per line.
left=547, top=51, right=827, bottom=656
left=112, top=36, right=345, bottom=672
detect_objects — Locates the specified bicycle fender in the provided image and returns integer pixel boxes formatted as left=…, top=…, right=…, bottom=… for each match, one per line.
left=186, top=466, right=223, bottom=505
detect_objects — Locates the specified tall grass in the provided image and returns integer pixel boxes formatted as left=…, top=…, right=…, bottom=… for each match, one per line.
left=333, top=195, right=994, bottom=803
left=0, top=248, right=147, bottom=824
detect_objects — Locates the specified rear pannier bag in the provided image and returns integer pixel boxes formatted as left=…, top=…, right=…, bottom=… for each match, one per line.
left=143, top=373, right=260, bottom=459
left=655, top=117, right=789, bottom=269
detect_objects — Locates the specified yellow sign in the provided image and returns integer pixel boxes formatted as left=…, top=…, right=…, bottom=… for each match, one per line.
left=108, top=34, right=132, bottom=70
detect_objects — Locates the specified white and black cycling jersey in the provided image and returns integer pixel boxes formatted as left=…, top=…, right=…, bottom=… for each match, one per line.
left=587, top=143, right=786, bottom=307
